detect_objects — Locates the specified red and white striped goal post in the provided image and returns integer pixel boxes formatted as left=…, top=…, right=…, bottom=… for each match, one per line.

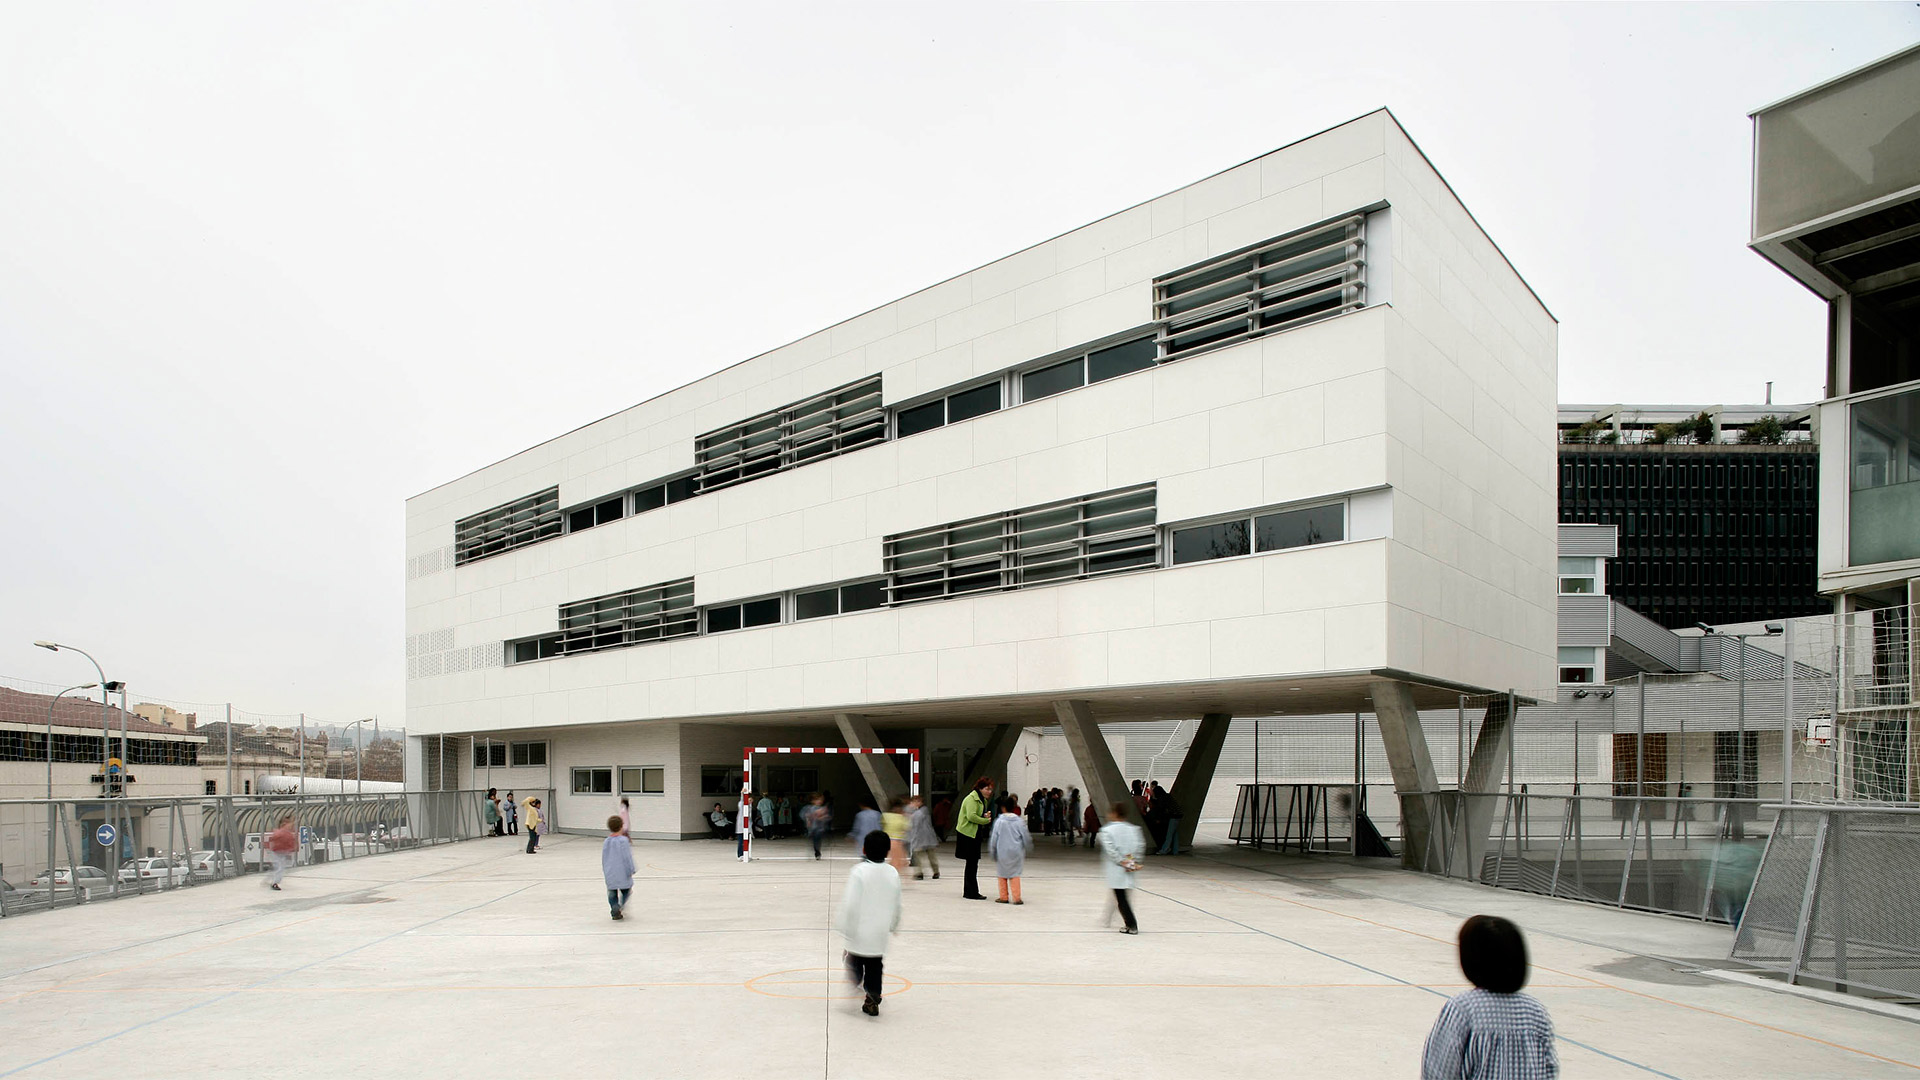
left=739, top=746, right=920, bottom=862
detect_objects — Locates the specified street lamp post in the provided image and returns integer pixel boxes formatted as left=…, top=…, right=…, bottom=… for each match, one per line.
left=345, top=719, right=370, bottom=797
left=33, top=642, right=108, bottom=786
left=44, top=682, right=97, bottom=891
left=33, top=643, right=118, bottom=880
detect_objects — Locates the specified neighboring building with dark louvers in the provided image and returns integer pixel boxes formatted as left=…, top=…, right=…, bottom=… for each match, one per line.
left=1558, top=404, right=1825, bottom=629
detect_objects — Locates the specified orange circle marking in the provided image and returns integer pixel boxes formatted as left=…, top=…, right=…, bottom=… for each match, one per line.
left=744, top=967, right=913, bottom=1000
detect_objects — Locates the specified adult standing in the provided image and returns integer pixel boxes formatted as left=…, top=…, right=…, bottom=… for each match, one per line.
left=503, top=791, right=519, bottom=836
left=524, top=798, right=544, bottom=854
left=1098, top=801, right=1146, bottom=934
left=1064, top=787, right=1082, bottom=846
left=485, top=788, right=501, bottom=837
left=756, top=791, right=776, bottom=839
left=1147, top=782, right=1172, bottom=852
left=954, top=776, right=994, bottom=900
left=1155, top=785, right=1184, bottom=856
left=616, top=797, right=632, bottom=838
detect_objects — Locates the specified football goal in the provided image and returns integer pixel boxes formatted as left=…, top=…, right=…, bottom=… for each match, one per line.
left=738, top=745, right=920, bottom=862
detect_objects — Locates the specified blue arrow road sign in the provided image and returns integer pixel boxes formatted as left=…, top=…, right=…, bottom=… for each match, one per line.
left=299, top=826, right=313, bottom=845
left=95, top=823, right=116, bottom=847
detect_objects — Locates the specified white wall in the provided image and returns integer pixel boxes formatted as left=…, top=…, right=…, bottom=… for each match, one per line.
left=407, top=109, right=1557, bottom=735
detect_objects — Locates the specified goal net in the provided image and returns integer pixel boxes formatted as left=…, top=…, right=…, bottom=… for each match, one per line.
left=739, top=746, right=920, bottom=861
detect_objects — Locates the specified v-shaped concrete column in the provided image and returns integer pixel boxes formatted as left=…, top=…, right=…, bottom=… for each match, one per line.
left=834, top=713, right=908, bottom=806
left=1370, top=680, right=1438, bottom=870
left=1053, top=699, right=1147, bottom=832
left=1454, top=695, right=1514, bottom=877
left=964, top=723, right=1023, bottom=797
left=1170, top=713, right=1231, bottom=849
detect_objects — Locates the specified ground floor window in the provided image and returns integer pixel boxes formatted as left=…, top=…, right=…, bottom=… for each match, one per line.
left=621, top=766, right=666, bottom=795
left=511, top=741, right=548, bottom=767
left=572, top=767, right=613, bottom=794
left=701, top=766, right=742, bottom=796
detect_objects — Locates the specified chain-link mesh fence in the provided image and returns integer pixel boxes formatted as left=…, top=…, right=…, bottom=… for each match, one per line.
left=0, top=670, right=413, bottom=908
left=1080, top=604, right=1917, bottom=931
left=1732, top=805, right=1920, bottom=998
left=0, top=788, right=547, bottom=918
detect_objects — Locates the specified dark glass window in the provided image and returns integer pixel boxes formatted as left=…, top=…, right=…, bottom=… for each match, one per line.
left=665, top=475, right=697, bottom=503
left=1022, top=358, right=1084, bottom=401
left=795, top=588, right=839, bottom=620
left=1171, top=521, right=1250, bottom=564
left=742, top=597, right=782, bottom=628
left=572, top=767, right=614, bottom=795
left=708, top=597, right=782, bottom=632
left=511, top=741, right=547, bottom=767
left=1087, top=338, right=1158, bottom=383
left=947, top=382, right=1001, bottom=422
left=568, top=507, right=596, bottom=532
left=595, top=497, right=624, bottom=525
left=841, top=579, right=886, bottom=612
left=897, top=400, right=946, bottom=438
left=634, top=485, right=666, bottom=512
left=1255, top=504, right=1344, bottom=551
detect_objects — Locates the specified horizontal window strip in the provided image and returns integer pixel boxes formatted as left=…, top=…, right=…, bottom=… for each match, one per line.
left=454, top=487, right=562, bottom=566
left=513, top=577, right=697, bottom=662
left=1155, top=214, right=1366, bottom=362
left=695, top=375, right=885, bottom=493
left=883, top=483, right=1159, bottom=603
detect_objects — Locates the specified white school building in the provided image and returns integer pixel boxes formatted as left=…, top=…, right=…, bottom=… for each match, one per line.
left=403, top=110, right=1559, bottom=855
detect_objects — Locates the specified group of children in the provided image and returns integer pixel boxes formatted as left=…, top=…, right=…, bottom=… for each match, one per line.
left=589, top=786, right=1561, bottom=1076
left=484, top=787, right=547, bottom=854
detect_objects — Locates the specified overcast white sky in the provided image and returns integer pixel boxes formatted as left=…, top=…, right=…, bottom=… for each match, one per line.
left=2, top=3, right=1916, bottom=727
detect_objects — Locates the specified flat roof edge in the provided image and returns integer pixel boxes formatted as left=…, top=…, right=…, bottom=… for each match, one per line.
left=411, top=109, right=1449, bottom=503
left=1748, top=40, right=1920, bottom=117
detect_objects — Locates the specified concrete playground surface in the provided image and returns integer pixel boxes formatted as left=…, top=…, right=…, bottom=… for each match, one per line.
left=1, top=827, right=1915, bottom=1079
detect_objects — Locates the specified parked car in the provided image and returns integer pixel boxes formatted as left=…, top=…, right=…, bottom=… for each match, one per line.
left=29, top=865, right=111, bottom=898
left=0, top=878, right=49, bottom=914
left=117, top=857, right=191, bottom=886
left=188, top=850, right=237, bottom=879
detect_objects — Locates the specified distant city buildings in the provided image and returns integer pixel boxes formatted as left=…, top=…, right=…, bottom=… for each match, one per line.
left=1557, top=403, right=1824, bottom=628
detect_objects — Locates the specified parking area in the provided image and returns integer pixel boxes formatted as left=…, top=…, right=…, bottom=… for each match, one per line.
left=1, top=826, right=1915, bottom=1079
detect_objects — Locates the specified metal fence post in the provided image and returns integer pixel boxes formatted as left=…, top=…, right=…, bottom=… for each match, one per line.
left=1783, top=619, right=1796, bottom=804
left=1786, top=809, right=1829, bottom=985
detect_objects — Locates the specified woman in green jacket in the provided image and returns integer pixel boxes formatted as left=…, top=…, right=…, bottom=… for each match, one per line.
left=954, top=776, right=995, bottom=900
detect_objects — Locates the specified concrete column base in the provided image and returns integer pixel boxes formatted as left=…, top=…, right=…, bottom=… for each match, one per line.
left=1371, top=680, right=1439, bottom=870
left=1170, top=713, right=1231, bottom=849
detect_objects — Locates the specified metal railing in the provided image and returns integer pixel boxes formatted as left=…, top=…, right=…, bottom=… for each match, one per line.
left=0, top=788, right=549, bottom=918
left=1732, top=803, right=1920, bottom=999
left=1229, top=783, right=1401, bottom=855
left=1401, top=791, right=1778, bottom=924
